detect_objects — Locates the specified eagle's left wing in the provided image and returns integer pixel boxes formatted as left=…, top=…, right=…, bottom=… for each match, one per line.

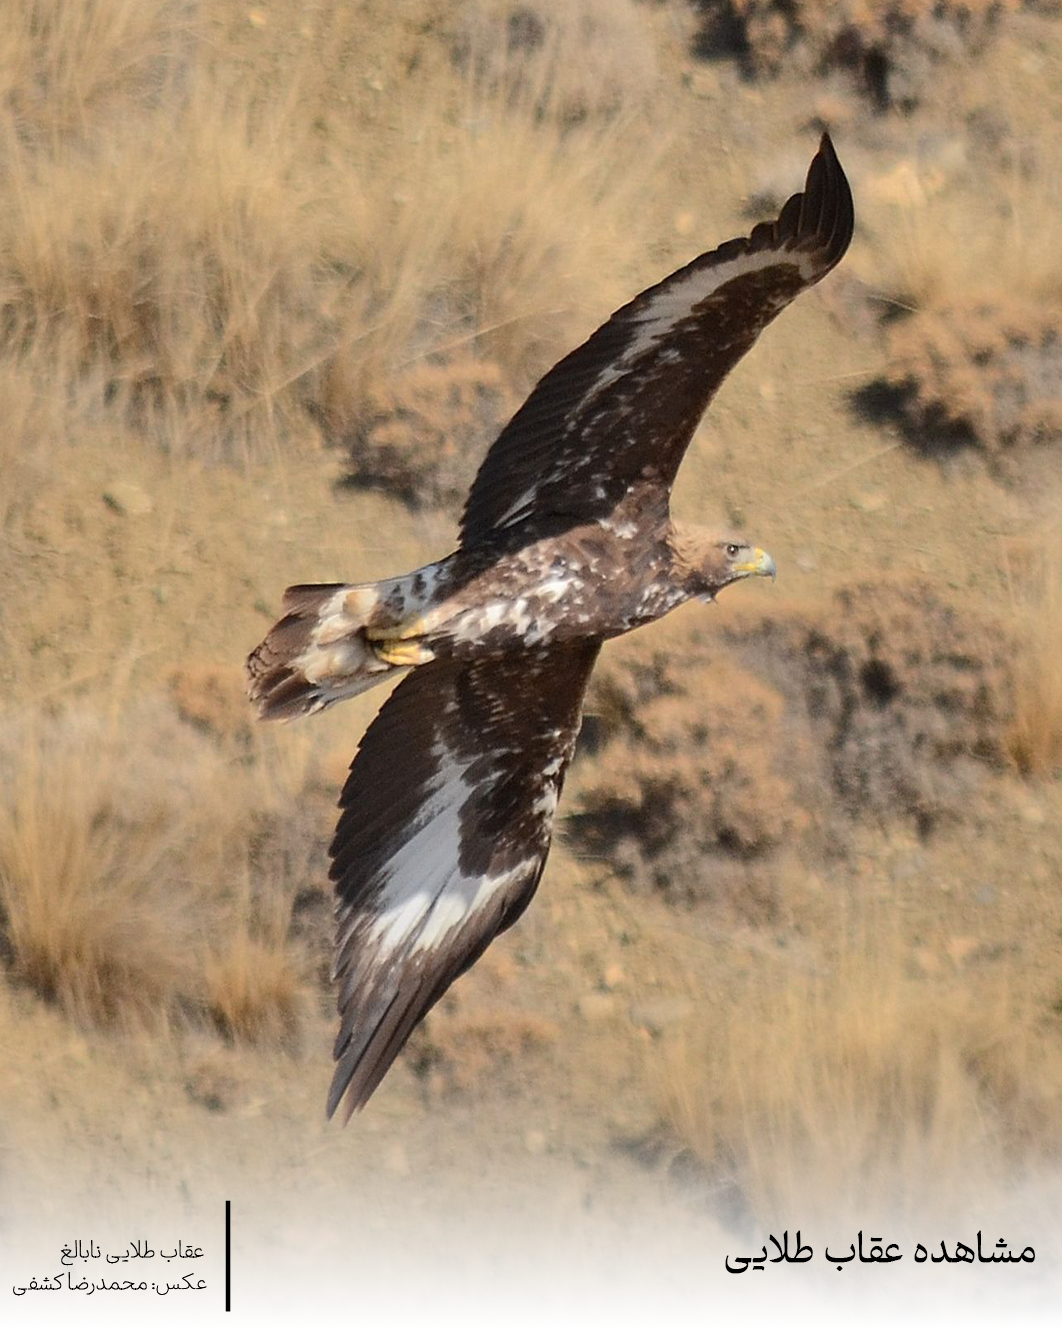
left=459, top=133, right=853, bottom=545
left=326, top=638, right=601, bottom=1121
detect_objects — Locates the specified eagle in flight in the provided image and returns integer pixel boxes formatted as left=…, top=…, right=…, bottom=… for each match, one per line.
left=246, top=135, right=853, bottom=1121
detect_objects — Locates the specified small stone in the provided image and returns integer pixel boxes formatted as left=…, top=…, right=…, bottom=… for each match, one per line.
left=853, top=490, right=886, bottom=512
left=603, top=963, right=626, bottom=990
left=685, top=66, right=720, bottom=100
left=103, top=481, right=153, bottom=516
left=524, top=1129, right=547, bottom=1156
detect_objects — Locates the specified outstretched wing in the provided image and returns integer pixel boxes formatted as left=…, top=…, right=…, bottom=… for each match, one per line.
left=327, top=639, right=601, bottom=1120
left=460, top=134, right=853, bottom=545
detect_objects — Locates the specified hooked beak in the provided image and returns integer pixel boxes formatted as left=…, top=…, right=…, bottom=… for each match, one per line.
left=732, top=547, right=777, bottom=582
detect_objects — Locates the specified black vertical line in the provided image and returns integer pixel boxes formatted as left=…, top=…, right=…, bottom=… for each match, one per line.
left=225, top=1199, right=231, bottom=1311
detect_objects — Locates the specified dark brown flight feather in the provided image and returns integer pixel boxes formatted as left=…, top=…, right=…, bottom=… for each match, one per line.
left=327, top=640, right=600, bottom=1120
left=459, top=133, right=853, bottom=544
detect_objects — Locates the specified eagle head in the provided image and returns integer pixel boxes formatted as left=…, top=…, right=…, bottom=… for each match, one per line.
left=671, top=527, right=776, bottom=600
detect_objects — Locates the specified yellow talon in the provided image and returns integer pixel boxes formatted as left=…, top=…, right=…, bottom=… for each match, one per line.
left=373, top=640, right=436, bottom=667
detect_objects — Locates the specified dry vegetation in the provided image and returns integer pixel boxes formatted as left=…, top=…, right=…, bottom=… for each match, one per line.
left=2, top=0, right=1062, bottom=1253
left=1003, top=544, right=1062, bottom=774
left=408, top=1009, right=562, bottom=1099
left=0, top=0, right=661, bottom=476
left=852, top=138, right=1062, bottom=469
left=692, top=0, right=1030, bottom=107
left=661, top=914, right=1062, bottom=1228
left=572, top=580, right=1014, bottom=906
left=0, top=0, right=665, bottom=1036
left=879, top=297, right=1062, bottom=465
left=0, top=705, right=202, bottom=1026
left=0, top=692, right=324, bottom=1041
left=340, top=354, right=516, bottom=512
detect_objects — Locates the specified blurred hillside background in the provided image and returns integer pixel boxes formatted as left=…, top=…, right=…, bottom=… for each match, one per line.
left=2, top=0, right=1062, bottom=1290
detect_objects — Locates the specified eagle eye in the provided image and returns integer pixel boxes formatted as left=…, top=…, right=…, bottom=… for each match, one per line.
left=725, top=543, right=741, bottom=558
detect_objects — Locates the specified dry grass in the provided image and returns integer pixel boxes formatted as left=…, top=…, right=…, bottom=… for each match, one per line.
left=856, top=146, right=1062, bottom=467
left=660, top=914, right=1062, bottom=1229
left=341, top=354, right=516, bottom=511
left=856, top=142, right=1062, bottom=313
left=0, top=356, right=64, bottom=542
left=450, top=0, right=659, bottom=124
left=571, top=582, right=1013, bottom=904
left=880, top=296, right=1062, bottom=461
left=315, top=86, right=664, bottom=444
left=204, top=878, right=307, bottom=1047
left=692, top=0, right=1023, bottom=106
left=0, top=695, right=320, bottom=1042
left=0, top=703, right=202, bottom=1026
left=0, top=0, right=190, bottom=142
left=0, top=0, right=664, bottom=468
left=1004, top=544, right=1062, bottom=775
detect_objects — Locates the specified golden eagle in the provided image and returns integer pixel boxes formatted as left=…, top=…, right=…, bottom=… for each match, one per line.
left=247, top=135, right=853, bottom=1121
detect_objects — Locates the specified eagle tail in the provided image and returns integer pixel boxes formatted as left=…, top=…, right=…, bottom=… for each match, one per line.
left=246, top=582, right=400, bottom=720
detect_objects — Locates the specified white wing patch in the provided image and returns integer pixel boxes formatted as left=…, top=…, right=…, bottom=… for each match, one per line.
left=578, top=246, right=809, bottom=417
left=350, top=739, right=539, bottom=961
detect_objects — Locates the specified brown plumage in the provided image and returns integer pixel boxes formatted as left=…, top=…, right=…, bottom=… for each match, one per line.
left=246, top=134, right=854, bottom=1121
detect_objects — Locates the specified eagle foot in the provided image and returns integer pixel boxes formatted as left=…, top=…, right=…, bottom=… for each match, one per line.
left=371, top=639, right=436, bottom=667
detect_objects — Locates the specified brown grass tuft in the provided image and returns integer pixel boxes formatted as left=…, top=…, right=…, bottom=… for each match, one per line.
left=0, top=695, right=320, bottom=1038
left=337, top=354, right=516, bottom=512
left=660, top=917, right=1062, bottom=1228
left=571, top=580, right=1014, bottom=900
left=693, top=0, right=1023, bottom=107
left=855, top=153, right=1062, bottom=472
left=573, top=654, right=801, bottom=913
left=0, top=0, right=663, bottom=468
left=880, top=296, right=1062, bottom=463
left=204, top=910, right=306, bottom=1048
left=0, top=707, right=199, bottom=1026
left=169, top=660, right=254, bottom=742
left=1004, top=545, right=1062, bottom=775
